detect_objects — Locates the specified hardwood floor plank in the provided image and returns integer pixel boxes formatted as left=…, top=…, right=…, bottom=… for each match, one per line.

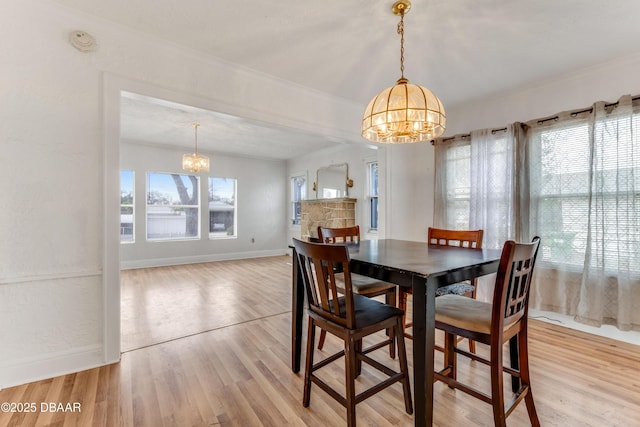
left=2, top=256, right=639, bottom=426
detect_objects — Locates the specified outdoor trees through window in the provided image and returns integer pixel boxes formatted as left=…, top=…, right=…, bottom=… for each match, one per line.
left=209, top=177, right=236, bottom=237
left=146, top=172, right=200, bottom=240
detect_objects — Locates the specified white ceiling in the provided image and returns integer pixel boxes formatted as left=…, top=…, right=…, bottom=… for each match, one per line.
left=119, top=92, right=344, bottom=160
left=54, top=0, right=640, bottom=159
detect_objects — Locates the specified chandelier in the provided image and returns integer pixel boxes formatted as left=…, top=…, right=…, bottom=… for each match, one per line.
left=361, top=0, right=446, bottom=144
left=182, top=122, right=210, bottom=173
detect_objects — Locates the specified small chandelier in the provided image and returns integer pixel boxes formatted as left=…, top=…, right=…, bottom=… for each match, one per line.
left=361, top=0, right=446, bottom=144
left=182, top=122, right=210, bottom=173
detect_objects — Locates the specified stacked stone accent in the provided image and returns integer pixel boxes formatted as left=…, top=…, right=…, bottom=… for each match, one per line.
left=300, top=198, right=357, bottom=241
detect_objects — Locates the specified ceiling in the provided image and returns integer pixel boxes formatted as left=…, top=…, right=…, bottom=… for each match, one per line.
left=119, top=92, right=345, bottom=160
left=54, top=0, right=640, bottom=159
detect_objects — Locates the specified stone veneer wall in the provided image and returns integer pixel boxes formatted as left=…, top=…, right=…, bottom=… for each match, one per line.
left=300, top=198, right=357, bottom=241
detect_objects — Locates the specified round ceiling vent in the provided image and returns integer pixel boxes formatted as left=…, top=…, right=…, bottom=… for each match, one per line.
left=69, top=31, right=97, bottom=52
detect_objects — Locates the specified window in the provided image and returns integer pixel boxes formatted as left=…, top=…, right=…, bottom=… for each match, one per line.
left=120, top=170, right=134, bottom=243
left=209, top=177, right=237, bottom=238
left=531, top=123, right=591, bottom=267
left=291, top=175, right=306, bottom=225
left=367, top=162, right=379, bottom=230
left=532, top=115, right=640, bottom=270
left=443, top=144, right=471, bottom=230
left=146, top=172, right=199, bottom=241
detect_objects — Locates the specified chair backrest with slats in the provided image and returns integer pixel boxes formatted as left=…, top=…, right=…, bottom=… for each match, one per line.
left=292, top=238, right=356, bottom=329
left=428, top=227, right=484, bottom=249
left=492, top=237, right=541, bottom=329
left=317, top=226, right=360, bottom=244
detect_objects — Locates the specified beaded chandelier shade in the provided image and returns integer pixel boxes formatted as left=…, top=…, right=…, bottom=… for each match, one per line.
left=182, top=122, right=210, bottom=173
left=361, top=0, right=446, bottom=144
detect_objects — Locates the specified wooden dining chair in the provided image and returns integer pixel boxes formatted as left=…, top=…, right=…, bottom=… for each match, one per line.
left=292, top=238, right=412, bottom=427
left=398, top=227, right=483, bottom=352
left=316, top=225, right=398, bottom=357
left=434, top=237, right=541, bottom=427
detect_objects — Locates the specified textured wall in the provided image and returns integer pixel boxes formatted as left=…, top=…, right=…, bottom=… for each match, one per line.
left=300, top=198, right=356, bottom=241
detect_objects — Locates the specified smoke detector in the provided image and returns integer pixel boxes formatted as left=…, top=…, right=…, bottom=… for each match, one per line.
left=69, top=31, right=97, bottom=52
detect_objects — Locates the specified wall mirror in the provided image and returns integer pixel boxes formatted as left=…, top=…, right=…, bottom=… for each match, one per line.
left=315, top=163, right=353, bottom=199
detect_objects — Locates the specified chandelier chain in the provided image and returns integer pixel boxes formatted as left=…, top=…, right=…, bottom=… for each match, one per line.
left=193, top=122, right=200, bottom=154
left=398, top=12, right=405, bottom=79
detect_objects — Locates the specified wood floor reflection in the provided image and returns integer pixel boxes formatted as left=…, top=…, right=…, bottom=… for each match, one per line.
left=1, top=255, right=639, bottom=426
left=120, top=256, right=292, bottom=351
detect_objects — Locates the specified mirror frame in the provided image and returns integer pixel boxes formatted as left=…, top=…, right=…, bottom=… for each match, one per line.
left=314, top=163, right=353, bottom=199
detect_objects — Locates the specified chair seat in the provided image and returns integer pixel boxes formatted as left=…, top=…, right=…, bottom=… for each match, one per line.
left=336, top=273, right=397, bottom=297
left=435, top=281, right=475, bottom=297
left=435, top=294, right=493, bottom=334
left=330, top=294, right=404, bottom=329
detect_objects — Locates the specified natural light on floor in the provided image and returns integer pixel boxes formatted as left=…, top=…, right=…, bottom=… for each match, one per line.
left=530, top=309, right=640, bottom=346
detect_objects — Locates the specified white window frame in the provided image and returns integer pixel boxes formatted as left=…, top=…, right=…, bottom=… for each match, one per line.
left=290, top=173, right=307, bottom=226
left=366, top=161, right=379, bottom=232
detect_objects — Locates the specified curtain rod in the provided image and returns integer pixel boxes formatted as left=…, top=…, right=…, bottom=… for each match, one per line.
left=433, top=127, right=507, bottom=144
left=537, top=95, right=640, bottom=125
left=433, top=94, right=640, bottom=142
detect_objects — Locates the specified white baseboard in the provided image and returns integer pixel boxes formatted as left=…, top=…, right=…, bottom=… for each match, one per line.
left=120, top=249, right=288, bottom=270
left=0, top=344, right=112, bottom=390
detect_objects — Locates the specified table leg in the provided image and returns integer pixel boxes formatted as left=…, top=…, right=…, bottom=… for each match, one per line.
left=509, top=336, right=520, bottom=392
left=291, top=249, right=304, bottom=373
left=412, top=278, right=435, bottom=427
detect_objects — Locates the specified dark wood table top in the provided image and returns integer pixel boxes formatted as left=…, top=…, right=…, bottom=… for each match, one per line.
left=346, top=239, right=502, bottom=288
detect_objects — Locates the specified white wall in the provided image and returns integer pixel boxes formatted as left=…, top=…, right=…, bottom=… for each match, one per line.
left=0, top=0, right=362, bottom=388
left=120, top=141, right=287, bottom=268
left=446, top=52, right=640, bottom=135
left=383, top=142, right=436, bottom=241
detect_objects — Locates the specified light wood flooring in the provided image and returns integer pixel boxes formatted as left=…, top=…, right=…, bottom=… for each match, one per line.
left=1, top=255, right=639, bottom=426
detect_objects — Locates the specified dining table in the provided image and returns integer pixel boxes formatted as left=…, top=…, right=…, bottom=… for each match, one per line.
left=290, top=238, right=502, bottom=427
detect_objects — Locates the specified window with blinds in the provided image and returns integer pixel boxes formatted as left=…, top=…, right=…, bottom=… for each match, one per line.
left=531, top=123, right=591, bottom=267
left=444, top=144, right=471, bottom=230
left=530, top=112, right=640, bottom=271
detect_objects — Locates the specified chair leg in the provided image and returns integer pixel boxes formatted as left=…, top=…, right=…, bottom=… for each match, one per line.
left=395, top=318, right=413, bottom=414
left=443, top=332, right=457, bottom=386
left=489, top=340, right=506, bottom=427
left=398, top=289, right=412, bottom=338
left=518, top=328, right=541, bottom=427
left=355, top=339, right=362, bottom=377
left=467, top=284, right=477, bottom=354
left=386, top=289, right=397, bottom=359
left=303, top=320, right=316, bottom=407
left=345, top=336, right=358, bottom=427
left=317, top=329, right=327, bottom=350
